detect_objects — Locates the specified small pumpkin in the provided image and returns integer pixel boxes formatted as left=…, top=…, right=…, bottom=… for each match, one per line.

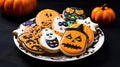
left=91, top=4, right=116, bottom=25
left=0, top=0, right=37, bottom=16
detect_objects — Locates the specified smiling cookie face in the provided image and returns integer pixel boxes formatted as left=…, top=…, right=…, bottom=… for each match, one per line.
left=36, top=9, right=60, bottom=28
left=40, top=28, right=61, bottom=53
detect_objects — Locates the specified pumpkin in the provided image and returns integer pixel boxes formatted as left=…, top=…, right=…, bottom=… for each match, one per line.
left=0, top=0, right=37, bottom=16
left=59, top=24, right=88, bottom=56
left=91, top=4, right=116, bottom=25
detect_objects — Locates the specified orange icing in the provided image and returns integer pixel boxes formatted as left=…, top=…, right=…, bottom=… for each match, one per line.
left=35, top=9, right=60, bottom=28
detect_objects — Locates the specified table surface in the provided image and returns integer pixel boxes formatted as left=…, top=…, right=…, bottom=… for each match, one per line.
left=0, top=0, right=120, bottom=67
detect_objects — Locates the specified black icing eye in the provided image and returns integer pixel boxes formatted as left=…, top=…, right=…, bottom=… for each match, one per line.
left=58, top=22, right=62, bottom=26
left=46, top=13, right=48, bottom=16
left=58, top=22, right=68, bottom=27
left=66, top=34, right=72, bottom=39
left=50, top=13, right=52, bottom=16
left=50, top=33, right=53, bottom=35
left=63, top=22, right=68, bottom=26
left=85, top=21, right=90, bottom=24
left=46, top=34, right=49, bottom=36
left=75, top=36, right=81, bottom=42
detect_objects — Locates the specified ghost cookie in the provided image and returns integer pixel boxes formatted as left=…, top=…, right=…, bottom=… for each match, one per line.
left=40, top=28, right=61, bottom=53
left=62, top=7, right=86, bottom=26
left=59, top=24, right=88, bottom=56
left=71, top=24, right=94, bottom=47
left=18, top=33, right=45, bottom=54
left=35, top=9, right=61, bottom=28
left=76, top=17, right=99, bottom=33
left=52, top=16, right=69, bottom=37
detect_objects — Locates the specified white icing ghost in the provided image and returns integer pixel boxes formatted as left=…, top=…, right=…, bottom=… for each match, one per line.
left=40, top=28, right=61, bottom=53
left=53, top=16, right=68, bottom=33
left=76, top=17, right=98, bottom=32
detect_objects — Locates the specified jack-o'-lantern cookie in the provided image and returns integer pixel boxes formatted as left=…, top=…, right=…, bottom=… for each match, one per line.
left=35, top=9, right=61, bottom=28
left=62, top=7, right=86, bottom=26
left=59, top=24, right=88, bottom=56
left=40, top=28, right=61, bottom=53
left=71, top=24, right=94, bottom=47
left=18, top=33, right=45, bottom=54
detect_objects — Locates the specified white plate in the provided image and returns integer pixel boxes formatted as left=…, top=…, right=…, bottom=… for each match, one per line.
left=13, top=18, right=105, bottom=62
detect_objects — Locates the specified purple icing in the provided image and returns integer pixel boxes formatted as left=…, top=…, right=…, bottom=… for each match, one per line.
left=22, top=21, right=35, bottom=26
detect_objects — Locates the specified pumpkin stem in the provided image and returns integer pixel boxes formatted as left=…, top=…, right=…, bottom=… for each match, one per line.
left=102, top=4, right=107, bottom=10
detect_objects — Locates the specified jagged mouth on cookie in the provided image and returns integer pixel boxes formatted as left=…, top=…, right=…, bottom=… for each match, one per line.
left=62, top=43, right=81, bottom=49
left=45, top=37, right=59, bottom=48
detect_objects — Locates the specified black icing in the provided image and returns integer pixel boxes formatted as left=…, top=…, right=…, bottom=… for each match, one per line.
left=62, top=43, right=81, bottom=49
left=45, top=37, right=59, bottom=48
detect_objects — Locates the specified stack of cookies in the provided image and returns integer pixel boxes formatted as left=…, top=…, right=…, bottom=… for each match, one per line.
left=13, top=7, right=99, bottom=56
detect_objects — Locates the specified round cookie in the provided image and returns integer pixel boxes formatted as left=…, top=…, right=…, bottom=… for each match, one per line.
left=62, top=7, right=86, bottom=26
left=71, top=24, right=94, bottom=47
left=35, top=9, right=61, bottom=28
left=59, top=24, right=88, bottom=56
left=18, top=33, right=45, bottom=54
left=40, top=28, right=61, bottom=53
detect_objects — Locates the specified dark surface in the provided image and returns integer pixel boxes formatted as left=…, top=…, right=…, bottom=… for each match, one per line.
left=0, top=0, right=120, bottom=67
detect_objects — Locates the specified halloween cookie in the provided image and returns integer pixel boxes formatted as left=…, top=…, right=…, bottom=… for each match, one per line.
left=12, top=20, right=36, bottom=37
left=52, top=16, right=69, bottom=37
left=62, top=7, right=86, bottom=26
left=71, top=24, right=94, bottom=47
left=35, top=9, right=61, bottom=28
left=59, top=24, right=88, bottom=56
left=18, top=33, right=45, bottom=54
left=40, top=28, right=61, bottom=53
left=76, top=17, right=99, bottom=33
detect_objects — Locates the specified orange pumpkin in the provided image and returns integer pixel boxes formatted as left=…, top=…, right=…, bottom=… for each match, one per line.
left=0, top=0, right=37, bottom=16
left=91, top=4, right=116, bottom=25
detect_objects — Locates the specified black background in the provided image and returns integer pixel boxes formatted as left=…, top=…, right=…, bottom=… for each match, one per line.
left=0, top=0, right=120, bottom=67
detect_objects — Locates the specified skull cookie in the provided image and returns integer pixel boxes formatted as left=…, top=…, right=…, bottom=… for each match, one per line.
left=40, top=28, right=61, bottom=53
left=52, top=16, right=69, bottom=37
left=35, top=9, right=61, bottom=28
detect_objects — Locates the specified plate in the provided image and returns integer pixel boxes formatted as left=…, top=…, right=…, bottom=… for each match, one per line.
left=13, top=18, right=105, bottom=62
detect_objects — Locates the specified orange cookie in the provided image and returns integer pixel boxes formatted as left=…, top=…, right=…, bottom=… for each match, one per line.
left=71, top=24, right=94, bottom=47
left=59, top=24, right=88, bottom=56
left=18, top=33, right=45, bottom=54
left=35, top=9, right=61, bottom=28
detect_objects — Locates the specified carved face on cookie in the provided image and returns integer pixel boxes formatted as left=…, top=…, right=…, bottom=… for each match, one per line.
left=53, top=16, right=68, bottom=33
left=60, top=25, right=88, bottom=56
left=36, top=9, right=60, bottom=28
left=40, top=28, right=61, bottom=53
left=62, top=7, right=86, bottom=26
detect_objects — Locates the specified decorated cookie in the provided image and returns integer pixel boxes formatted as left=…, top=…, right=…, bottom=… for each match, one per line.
left=12, top=20, right=36, bottom=37
left=71, top=24, right=94, bottom=47
left=35, top=9, right=61, bottom=28
left=76, top=17, right=99, bottom=33
left=40, top=28, right=61, bottom=53
left=52, top=16, right=69, bottom=36
left=59, top=24, right=88, bottom=56
left=62, top=7, right=86, bottom=26
left=18, top=33, right=45, bottom=54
